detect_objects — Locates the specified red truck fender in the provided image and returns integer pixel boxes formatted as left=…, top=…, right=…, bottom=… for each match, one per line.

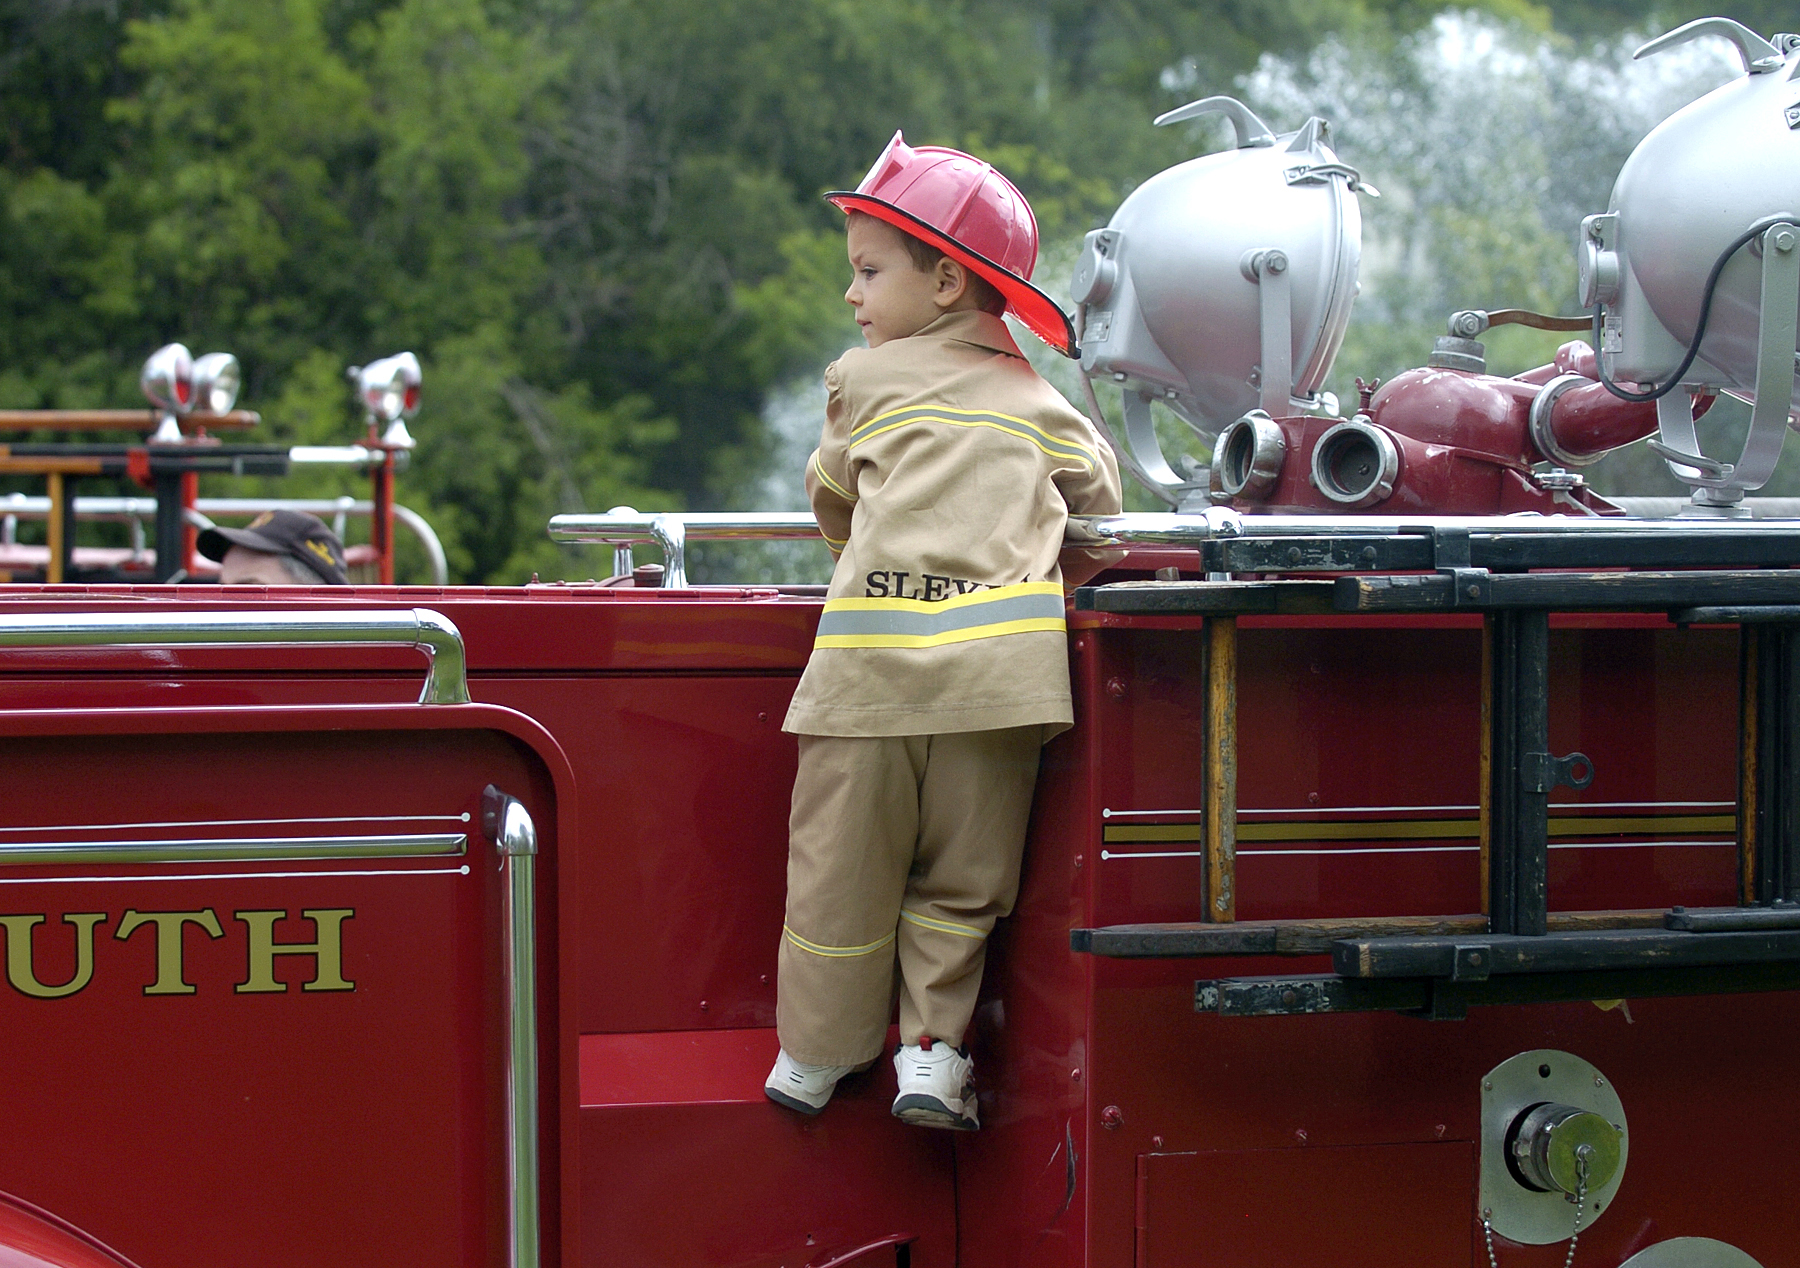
left=0, top=1191, right=142, bottom=1268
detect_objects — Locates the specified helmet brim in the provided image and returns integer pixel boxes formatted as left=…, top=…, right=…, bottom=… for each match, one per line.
left=827, top=191, right=1079, bottom=359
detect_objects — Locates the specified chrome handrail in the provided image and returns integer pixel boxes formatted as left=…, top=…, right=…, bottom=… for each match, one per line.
left=548, top=505, right=1800, bottom=586
left=0, top=608, right=470, bottom=705
left=548, top=510, right=823, bottom=586
left=0, top=494, right=451, bottom=585
left=483, top=787, right=542, bottom=1268
left=1074, top=506, right=1800, bottom=542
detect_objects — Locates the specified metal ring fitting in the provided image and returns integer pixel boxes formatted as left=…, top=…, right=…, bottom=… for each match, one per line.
left=1310, top=418, right=1400, bottom=507
left=1210, top=411, right=1287, bottom=501
left=1530, top=373, right=1602, bottom=468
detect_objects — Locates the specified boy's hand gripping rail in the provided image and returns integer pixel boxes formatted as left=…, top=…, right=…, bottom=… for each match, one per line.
left=0, top=608, right=469, bottom=705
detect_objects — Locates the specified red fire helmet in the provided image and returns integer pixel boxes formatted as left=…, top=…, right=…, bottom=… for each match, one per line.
left=827, top=132, right=1078, bottom=358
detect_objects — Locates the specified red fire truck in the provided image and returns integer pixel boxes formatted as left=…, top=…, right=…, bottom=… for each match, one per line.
left=0, top=15, right=1793, bottom=1268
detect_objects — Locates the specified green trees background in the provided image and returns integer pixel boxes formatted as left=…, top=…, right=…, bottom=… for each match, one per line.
left=0, top=0, right=1785, bottom=580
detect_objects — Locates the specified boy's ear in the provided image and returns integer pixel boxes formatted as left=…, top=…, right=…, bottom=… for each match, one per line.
left=932, top=256, right=971, bottom=309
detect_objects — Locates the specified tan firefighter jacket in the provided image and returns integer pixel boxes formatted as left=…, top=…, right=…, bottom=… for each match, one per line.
left=783, top=309, right=1123, bottom=738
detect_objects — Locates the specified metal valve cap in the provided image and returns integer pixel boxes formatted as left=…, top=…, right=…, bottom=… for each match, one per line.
left=1509, top=1102, right=1623, bottom=1197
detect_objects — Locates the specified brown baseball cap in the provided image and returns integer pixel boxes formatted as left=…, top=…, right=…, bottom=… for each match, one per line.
left=196, top=510, right=349, bottom=585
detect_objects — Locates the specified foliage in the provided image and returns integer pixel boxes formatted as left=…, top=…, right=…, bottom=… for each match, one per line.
left=0, top=0, right=1758, bottom=577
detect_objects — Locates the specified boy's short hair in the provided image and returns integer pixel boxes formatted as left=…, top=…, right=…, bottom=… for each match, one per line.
left=849, top=211, right=1008, bottom=317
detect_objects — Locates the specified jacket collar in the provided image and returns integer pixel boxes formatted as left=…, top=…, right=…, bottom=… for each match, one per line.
left=916, top=309, right=1023, bottom=358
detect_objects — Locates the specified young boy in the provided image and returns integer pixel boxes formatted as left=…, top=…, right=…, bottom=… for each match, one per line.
left=764, top=132, right=1122, bottom=1130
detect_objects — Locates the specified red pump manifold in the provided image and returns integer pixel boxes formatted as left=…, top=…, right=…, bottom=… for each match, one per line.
left=1213, top=340, right=1668, bottom=515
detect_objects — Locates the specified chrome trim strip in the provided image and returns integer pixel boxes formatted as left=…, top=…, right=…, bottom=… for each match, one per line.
left=0, top=833, right=466, bottom=866
left=1102, top=839, right=1734, bottom=861
left=1108, top=800, right=1734, bottom=819
left=0, top=865, right=473, bottom=886
left=0, top=608, right=470, bottom=705
left=484, top=787, right=541, bottom=1268
left=0, top=813, right=470, bottom=835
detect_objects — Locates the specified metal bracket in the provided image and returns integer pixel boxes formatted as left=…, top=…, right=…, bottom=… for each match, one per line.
left=1119, top=390, right=1194, bottom=491
left=1451, top=943, right=1493, bottom=982
left=1447, top=567, right=1491, bottom=607
left=1653, top=222, right=1800, bottom=500
left=1433, top=526, right=1472, bottom=568
left=1243, top=250, right=1294, bottom=417
left=1522, top=751, right=1595, bottom=794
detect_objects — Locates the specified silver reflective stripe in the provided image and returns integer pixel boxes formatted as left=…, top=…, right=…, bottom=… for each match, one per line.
left=815, top=590, right=1065, bottom=638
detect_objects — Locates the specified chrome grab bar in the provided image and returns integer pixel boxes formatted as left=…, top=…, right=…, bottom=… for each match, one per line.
left=0, top=608, right=470, bottom=705
left=1075, top=506, right=1800, bottom=542
left=548, top=510, right=823, bottom=587
left=548, top=505, right=1800, bottom=586
left=483, top=786, right=542, bottom=1268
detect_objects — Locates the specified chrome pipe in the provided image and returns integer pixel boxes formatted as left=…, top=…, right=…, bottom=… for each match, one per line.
left=1611, top=497, right=1800, bottom=519
left=550, top=507, right=1800, bottom=577
left=483, top=788, right=542, bottom=1268
left=548, top=510, right=822, bottom=586
left=652, top=514, right=688, bottom=588
left=287, top=444, right=382, bottom=467
left=1071, top=508, right=1800, bottom=542
left=0, top=608, right=469, bottom=705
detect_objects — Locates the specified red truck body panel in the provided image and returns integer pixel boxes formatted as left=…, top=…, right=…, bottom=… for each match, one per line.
left=0, top=581, right=1785, bottom=1266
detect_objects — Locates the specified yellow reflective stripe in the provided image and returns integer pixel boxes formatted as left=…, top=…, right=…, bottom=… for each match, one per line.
left=900, top=909, right=986, bottom=940
left=812, top=454, right=855, bottom=502
left=783, top=924, right=895, bottom=958
left=849, top=406, right=1095, bottom=471
left=820, top=531, right=848, bottom=549
left=854, top=405, right=1100, bottom=460
left=814, top=616, right=1066, bottom=650
left=815, top=580, right=1066, bottom=649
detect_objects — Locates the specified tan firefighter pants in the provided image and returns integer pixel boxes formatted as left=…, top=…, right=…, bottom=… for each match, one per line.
left=776, top=727, right=1043, bottom=1067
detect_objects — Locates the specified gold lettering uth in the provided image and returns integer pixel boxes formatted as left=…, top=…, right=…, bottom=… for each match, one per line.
left=0, top=908, right=356, bottom=998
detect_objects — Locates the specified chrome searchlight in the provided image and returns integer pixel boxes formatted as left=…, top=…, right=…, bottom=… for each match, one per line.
left=190, top=352, right=241, bottom=415
left=140, top=343, right=195, bottom=417
left=1075, top=95, right=1370, bottom=507
left=349, top=352, right=421, bottom=448
left=1581, top=17, right=1800, bottom=509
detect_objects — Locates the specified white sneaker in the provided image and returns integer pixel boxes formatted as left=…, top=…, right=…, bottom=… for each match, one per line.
left=891, top=1040, right=979, bottom=1131
left=764, top=1049, right=856, bottom=1116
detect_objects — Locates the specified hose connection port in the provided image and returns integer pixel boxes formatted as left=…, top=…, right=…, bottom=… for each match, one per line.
left=1210, top=410, right=1287, bottom=501
left=1310, top=418, right=1399, bottom=507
